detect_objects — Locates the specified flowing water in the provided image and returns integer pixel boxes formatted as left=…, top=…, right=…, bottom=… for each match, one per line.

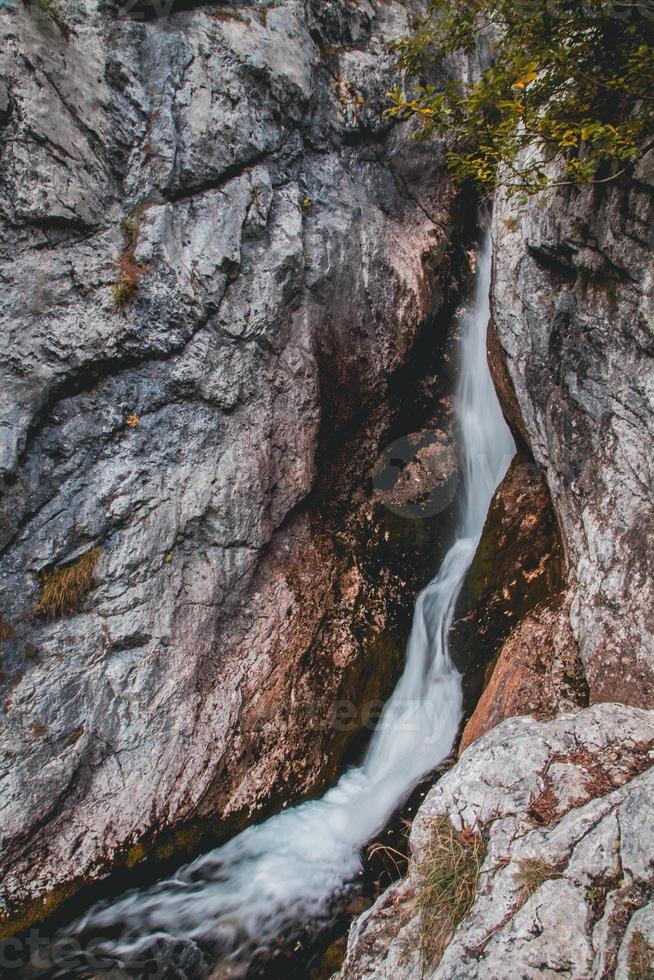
left=30, top=233, right=515, bottom=978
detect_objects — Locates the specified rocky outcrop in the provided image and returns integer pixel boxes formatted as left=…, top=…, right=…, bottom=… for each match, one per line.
left=491, top=164, right=654, bottom=708
left=451, top=450, right=568, bottom=722
left=339, top=704, right=654, bottom=980
left=0, top=0, right=469, bottom=932
left=453, top=449, right=589, bottom=753
left=459, top=592, right=587, bottom=753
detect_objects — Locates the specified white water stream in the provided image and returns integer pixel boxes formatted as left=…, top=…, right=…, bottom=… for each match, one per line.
left=52, top=233, right=514, bottom=975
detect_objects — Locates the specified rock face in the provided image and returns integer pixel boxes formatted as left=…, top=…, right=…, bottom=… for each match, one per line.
left=339, top=704, right=654, bottom=980
left=491, top=167, right=654, bottom=708
left=339, top=164, right=654, bottom=978
left=459, top=592, right=587, bottom=754
left=451, top=450, right=569, bottom=723
left=453, top=450, right=589, bottom=753
left=0, top=0, right=468, bottom=931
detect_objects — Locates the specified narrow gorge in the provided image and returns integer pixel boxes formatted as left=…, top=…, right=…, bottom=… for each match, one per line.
left=0, top=1, right=652, bottom=978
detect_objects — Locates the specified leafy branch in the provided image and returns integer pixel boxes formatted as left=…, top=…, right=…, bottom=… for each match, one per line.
left=386, top=0, right=654, bottom=194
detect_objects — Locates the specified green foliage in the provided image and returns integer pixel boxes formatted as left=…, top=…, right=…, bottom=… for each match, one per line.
left=119, top=215, right=140, bottom=248
left=112, top=211, right=150, bottom=311
left=209, top=5, right=248, bottom=23
left=387, top=0, right=654, bottom=193
left=111, top=279, right=139, bottom=310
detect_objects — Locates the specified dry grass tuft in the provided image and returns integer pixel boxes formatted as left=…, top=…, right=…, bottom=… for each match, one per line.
left=111, top=278, right=139, bottom=310
left=0, top=617, right=15, bottom=642
left=414, top=816, right=485, bottom=968
left=629, top=931, right=654, bottom=980
left=112, top=215, right=151, bottom=311
left=209, top=6, right=248, bottom=22
left=514, top=858, right=562, bottom=900
left=367, top=841, right=409, bottom=884
left=33, top=547, right=101, bottom=619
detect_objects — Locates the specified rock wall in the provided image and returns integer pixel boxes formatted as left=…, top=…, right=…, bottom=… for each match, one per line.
left=450, top=449, right=571, bottom=728
left=339, top=164, right=654, bottom=977
left=0, top=0, right=467, bottom=932
left=491, top=160, right=654, bottom=707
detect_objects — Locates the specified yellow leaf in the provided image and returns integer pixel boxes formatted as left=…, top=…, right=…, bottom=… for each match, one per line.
left=513, top=69, right=538, bottom=89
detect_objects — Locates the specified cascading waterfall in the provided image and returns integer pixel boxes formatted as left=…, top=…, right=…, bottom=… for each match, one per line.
left=38, top=232, right=515, bottom=977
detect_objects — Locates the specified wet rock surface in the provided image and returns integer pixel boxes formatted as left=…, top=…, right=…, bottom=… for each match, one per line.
left=459, top=592, right=588, bottom=754
left=339, top=704, right=654, bottom=980
left=451, top=450, right=566, bottom=720
left=0, top=0, right=471, bottom=932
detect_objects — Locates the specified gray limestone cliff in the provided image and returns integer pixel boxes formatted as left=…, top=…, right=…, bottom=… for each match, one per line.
left=0, top=0, right=468, bottom=932
left=491, top=157, right=654, bottom=710
left=339, top=705, right=654, bottom=980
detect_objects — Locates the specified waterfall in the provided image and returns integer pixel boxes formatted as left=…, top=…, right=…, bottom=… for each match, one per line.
left=38, top=232, right=515, bottom=976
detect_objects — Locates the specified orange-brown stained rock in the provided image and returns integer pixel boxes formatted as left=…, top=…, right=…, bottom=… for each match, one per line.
left=459, top=594, right=588, bottom=755
left=451, top=449, right=566, bottom=718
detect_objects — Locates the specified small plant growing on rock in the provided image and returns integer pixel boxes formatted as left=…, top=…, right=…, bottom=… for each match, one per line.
left=111, top=278, right=139, bottom=311
left=628, top=931, right=654, bottom=980
left=514, top=857, right=562, bottom=900
left=414, top=816, right=486, bottom=967
left=119, top=216, right=139, bottom=247
left=26, top=0, right=72, bottom=40
left=25, top=643, right=41, bottom=664
left=112, top=211, right=150, bottom=312
left=0, top=616, right=15, bottom=642
left=209, top=5, right=248, bottom=22
left=33, top=547, right=101, bottom=619
left=319, top=42, right=338, bottom=62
